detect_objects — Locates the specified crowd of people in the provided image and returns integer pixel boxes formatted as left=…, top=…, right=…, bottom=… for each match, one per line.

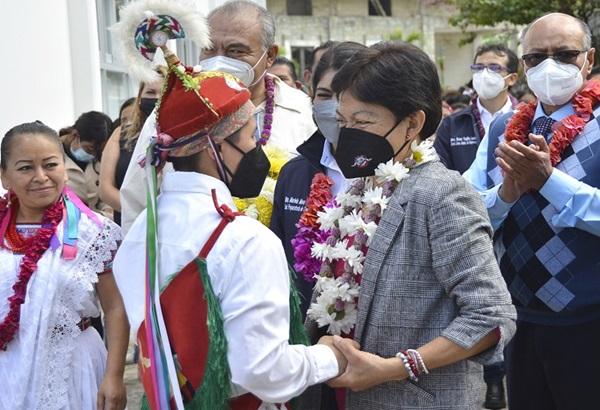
left=1, top=0, right=599, bottom=409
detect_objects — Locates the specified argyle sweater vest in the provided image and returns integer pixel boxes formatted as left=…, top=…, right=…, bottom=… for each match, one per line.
left=485, top=105, right=600, bottom=325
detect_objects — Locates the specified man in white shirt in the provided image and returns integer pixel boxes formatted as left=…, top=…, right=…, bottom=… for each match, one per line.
left=119, top=0, right=315, bottom=234
left=114, top=64, right=345, bottom=408
left=434, top=44, right=519, bottom=174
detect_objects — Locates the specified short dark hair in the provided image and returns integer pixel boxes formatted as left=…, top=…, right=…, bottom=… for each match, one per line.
left=312, top=41, right=367, bottom=96
left=169, top=129, right=243, bottom=172
left=272, top=56, right=298, bottom=81
left=73, top=111, right=113, bottom=161
left=474, top=43, right=518, bottom=74
left=331, top=41, right=442, bottom=140
left=307, top=40, right=339, bottom=73
left=2, top=121, right=64, bottom=170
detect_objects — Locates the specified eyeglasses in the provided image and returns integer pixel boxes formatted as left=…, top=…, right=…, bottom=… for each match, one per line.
left=470, top=64, right=510, bottom=73
left=521, top=50, right=587, bottom=67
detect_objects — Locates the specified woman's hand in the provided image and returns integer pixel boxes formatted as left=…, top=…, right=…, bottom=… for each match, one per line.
left=326, top=335, right=406, bottom=391
left=97, top=374, right=127, bottom=410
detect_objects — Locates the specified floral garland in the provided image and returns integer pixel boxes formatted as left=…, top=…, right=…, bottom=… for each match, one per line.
left=258, top=75, right=275, bottom=146
left=0, top=195, right=64, bottom=351
left=294, top=140, right=436, bottom=335
left=505, top=79, right=600, bottom=167
left=234, top=144, right=291, bottom=226
left=471, top=94, right=519, bottom=139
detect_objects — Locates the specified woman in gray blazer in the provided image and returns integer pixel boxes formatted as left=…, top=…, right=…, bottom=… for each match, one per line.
left=310, top=42, right=517, bottom=409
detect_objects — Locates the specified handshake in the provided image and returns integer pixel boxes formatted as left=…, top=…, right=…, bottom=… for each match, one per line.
left=317, top=335, right=406, bottom=392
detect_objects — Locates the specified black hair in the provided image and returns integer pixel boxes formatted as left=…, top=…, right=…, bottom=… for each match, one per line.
left=473, top=43, right=519, bottom=74
left=169, top=128, right=243, bottom=172
left=272, top=56, right=299, bottom=81
left=2, top=121, right=64, bottom=170
left=311, top=41, right=368, bottom=98
left=331, top=41, right=442, bottom=140
left=72, top=111, right=113, bottom=162
left=307, top=40, right=339, bottom=73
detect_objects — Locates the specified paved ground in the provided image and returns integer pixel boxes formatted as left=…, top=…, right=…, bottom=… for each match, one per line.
left=124, top=364, right=144, bottom=410
left=123, top=365, right=507, bottom=410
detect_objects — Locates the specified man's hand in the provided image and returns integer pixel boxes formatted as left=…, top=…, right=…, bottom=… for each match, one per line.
left=495, top=133, right=553, bottom=192
left=318, top=335, right=359, bottom=375
left=325, top=335, right=402, bottom=392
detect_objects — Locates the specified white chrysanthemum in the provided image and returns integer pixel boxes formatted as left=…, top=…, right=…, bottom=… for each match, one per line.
left=336, top=191, right=362, bottom=209
left=332, top=239, right=351, bottom=259
left=330, top=280, right=360, bottom=302
left=311, top=242, right=335, bottom=262
left=327, top=300, right=358, bottom=335
left=259, top=177, right=277, bottom=203
left=375, top=159, right=410, bottom=184
left=314, top=275, right=336, bottom=293
left=362, top=186, right=391, bottom=212
left=363, top=221, right=378, bottom=241
left=316, top=205, right=345, bottom=231
left=342, top=247, right=366, bottom=275
left=411, top=139, right=437, bottom=164
left=243, top=203, right=259, bottom=219
left=338, top=210, right=365, bottom=237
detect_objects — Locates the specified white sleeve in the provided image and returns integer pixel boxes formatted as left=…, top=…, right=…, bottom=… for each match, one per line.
left=212, top=224, right=338, bottom=403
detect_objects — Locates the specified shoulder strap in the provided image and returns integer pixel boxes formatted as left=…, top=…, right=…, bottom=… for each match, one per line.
left=199, top=189, right=244, bottom=258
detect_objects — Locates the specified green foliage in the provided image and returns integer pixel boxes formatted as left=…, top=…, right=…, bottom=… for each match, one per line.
left=386, top=28, right=424, bottom=45
left=449, top=0, right=600, bottom=30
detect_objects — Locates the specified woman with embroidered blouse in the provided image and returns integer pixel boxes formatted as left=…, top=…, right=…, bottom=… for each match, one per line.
left=303, top=42, right=517, bottom=409
left=0, top=121, right=129, bottom=409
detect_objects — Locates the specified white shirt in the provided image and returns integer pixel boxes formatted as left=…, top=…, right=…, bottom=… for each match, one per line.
left=114, top=172, right=338, bottom=403
left=476, top=95, right=514, bottom=136
left=119, top=75, right=316, bottom=235
left=320, top=140, right=346, bottom=196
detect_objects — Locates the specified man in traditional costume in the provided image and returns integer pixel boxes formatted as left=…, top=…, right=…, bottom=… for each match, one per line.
left=112, top=3, right=344, bottom=408
left=463, top=13, right=600, bottom=409
left=119, top=0, right=315, bottom=234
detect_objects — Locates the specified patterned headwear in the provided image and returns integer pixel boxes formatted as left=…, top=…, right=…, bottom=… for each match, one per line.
left=154, top=68, right=253, bottom=160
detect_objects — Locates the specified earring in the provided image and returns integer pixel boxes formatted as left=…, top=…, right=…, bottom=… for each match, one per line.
left=6, top=190, right=11, bottom=208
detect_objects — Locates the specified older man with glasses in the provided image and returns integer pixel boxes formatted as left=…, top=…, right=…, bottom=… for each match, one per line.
left=464, top=13, right=600, bottom=409
left=434, top=44, right=519, bottom=175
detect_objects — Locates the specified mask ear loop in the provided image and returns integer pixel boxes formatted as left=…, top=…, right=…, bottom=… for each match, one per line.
left=207, top=136, right=233, bottom=186
left=247, top=49, right=269, bottom=87
left=384, top=119, right=414, bottom=158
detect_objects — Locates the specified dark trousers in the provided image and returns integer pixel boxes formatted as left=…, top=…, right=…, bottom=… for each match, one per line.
left=483, top=362, right=505, bottom=385
left=505, top=317, right=600, bottom=410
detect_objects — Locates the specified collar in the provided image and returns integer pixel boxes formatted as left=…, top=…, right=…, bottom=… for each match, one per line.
left=320, top=139, right=341, bottom=173
left=253, top=74, right=310, bottom=114
left=161, top=171, right=235, bottom=208
left=476, top=95, right=514, bottom=118
left=297, top=130, right=327, bottom=172
left=533, top=101, right=576, bottom=123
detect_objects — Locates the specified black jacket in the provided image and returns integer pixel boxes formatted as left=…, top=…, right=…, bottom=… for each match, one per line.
left=433, top=105, right=482, bottom=174
left=270, top=131, right=326, bottom=318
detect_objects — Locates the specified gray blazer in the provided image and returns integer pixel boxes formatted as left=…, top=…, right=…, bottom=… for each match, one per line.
left=305, top=159, right=516, bottom=410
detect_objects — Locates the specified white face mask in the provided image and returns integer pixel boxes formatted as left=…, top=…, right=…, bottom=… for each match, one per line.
left=526, top=54, right=586, bottom=106
left=200, top=50, right=267, bottom=87
left=312, top=100, right=340, bottom=144
left=472, top=69, right=509, bottom=100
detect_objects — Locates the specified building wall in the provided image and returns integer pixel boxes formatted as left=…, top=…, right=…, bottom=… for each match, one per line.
left=267, top=0, right=520, bottom=90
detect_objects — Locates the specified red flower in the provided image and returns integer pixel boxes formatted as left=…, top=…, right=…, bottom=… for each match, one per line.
left=0, top=197, right=64, bottom=351
left=504, top=80, right=600, bottom=168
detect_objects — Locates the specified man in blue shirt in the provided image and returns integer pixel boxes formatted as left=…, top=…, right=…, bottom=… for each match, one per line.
left=434, top=44, right=519, bottom=175
left=464, top=13, right=600, bottom=409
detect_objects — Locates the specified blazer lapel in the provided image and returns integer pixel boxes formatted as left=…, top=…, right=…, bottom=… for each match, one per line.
left=354, top=162, right=430, bottom=343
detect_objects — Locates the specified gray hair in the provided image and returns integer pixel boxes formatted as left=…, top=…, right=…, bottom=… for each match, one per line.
left=207, top=0, right=276, bottom=51
left=520, top=13, right=592, bottom=50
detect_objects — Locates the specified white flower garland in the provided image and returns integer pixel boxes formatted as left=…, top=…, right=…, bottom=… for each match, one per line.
left=307, top=139, right=436, bottom=335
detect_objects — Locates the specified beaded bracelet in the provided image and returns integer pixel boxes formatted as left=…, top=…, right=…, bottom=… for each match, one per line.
left=396, top=351, right=418, bottom=382
left=406, top=349, right=429, bottom=375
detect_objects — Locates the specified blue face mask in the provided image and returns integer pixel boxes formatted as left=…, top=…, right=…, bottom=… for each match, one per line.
left=70, top=139, right=95, bottom=163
